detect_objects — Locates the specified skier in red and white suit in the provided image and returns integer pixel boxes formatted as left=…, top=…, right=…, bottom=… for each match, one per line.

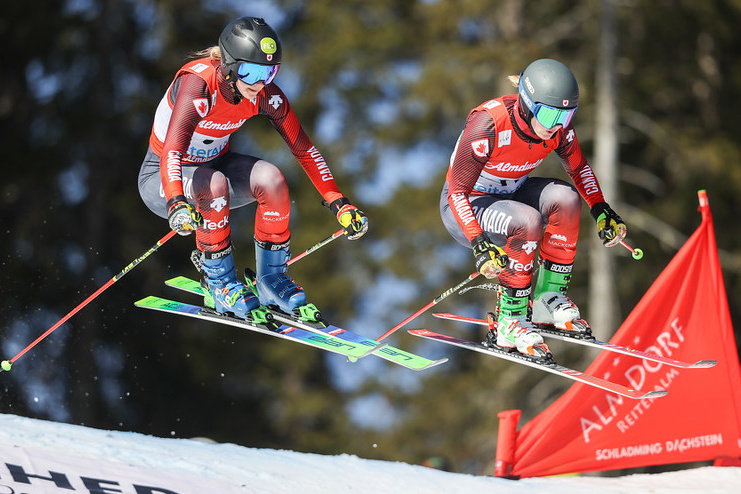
left=440, top=59, right=626, bottom=358
left=138, top=17, right=367, bottom=319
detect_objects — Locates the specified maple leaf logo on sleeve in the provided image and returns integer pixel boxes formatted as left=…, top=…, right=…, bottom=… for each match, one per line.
left=192, top=98, right=209, bottom=118
left=471, top=138, right=490, bottom=158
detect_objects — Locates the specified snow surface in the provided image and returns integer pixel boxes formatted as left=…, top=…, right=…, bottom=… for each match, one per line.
left=1, top=414, right=739, bottom=493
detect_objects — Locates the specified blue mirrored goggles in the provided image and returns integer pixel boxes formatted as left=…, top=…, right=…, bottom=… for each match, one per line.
left=235, top=61, right=279, bottom=85
left=532, top=102, right=577, bottom=129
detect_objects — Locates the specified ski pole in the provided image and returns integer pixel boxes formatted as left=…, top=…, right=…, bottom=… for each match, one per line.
left=375, top=271, right=481, bottom=342
left=619, top=240, right=644, bottom=260
left=1, top=229, right=177, bottom=372
left=287, top=228, right=345, bottom=266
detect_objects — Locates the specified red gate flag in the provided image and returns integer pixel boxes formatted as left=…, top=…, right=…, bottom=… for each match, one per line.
left=499, top=190, right=741, bottom=478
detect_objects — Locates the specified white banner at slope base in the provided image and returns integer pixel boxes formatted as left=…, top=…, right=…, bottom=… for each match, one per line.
left=0, top=444, right=250, bottom=494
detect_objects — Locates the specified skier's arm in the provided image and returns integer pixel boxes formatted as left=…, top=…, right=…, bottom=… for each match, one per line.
left=447, top=111, right=507, bottom=277
left=260, top=85, right=368, bottom=239
left=556, top=131, right=626, bottom=246
left=258, top=84, right=343, bottom=203
left=446, top=111, right=494, bottom=242
left=160, top=73, right=209, bottom=233
left=160, top=74, right=209, bottom=203
left=555, top=130, right=606, bottom=208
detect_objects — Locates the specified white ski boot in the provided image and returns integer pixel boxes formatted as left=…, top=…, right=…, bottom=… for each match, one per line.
left=531, top=259, right=591, bottom=337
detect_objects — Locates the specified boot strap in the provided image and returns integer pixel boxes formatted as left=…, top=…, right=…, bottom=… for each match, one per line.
left=255, top=237, right=290, bottom=251
left=499, top=285, right=531, bottom=298
left=202, top=243, right=233, bottom=260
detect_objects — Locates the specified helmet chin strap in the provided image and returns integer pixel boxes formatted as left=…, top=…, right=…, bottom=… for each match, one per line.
left=514, top=100, right=539, bottom=139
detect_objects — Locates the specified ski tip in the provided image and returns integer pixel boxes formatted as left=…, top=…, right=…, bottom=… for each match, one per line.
left=408, top=329, right=437, bottom=336
left=691, top=360, right=718, bottom=368
left=642, top=389, right=668, bottom=399
left=404, top=357, right=449, bottom=371
left=425, top=357, right=449, bottom=369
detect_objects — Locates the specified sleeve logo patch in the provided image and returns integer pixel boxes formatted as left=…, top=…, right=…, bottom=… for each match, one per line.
left=471, top=139, right=490, bottom=158
left=192, top=98, right=209, bottom=118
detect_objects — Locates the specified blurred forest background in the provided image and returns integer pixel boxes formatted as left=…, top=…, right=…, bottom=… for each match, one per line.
left=2, top=0, right=740, bottom=477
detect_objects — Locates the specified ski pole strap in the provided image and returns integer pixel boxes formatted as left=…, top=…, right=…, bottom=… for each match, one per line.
left=2, top=229, right=177, bottom=370
left=375, top=271, right=480, bottom=342
left=458, top=282, right=499, bottom=295
left=287, top=228, right=345, bottom=266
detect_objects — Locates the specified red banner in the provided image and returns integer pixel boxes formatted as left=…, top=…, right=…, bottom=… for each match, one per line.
left=500, top=191, right=741, bottom=477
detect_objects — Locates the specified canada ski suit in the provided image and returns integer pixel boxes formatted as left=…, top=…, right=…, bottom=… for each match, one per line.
left=440, top=95, right=607, bottom=289
left=138, top=57, right=345, bottom=253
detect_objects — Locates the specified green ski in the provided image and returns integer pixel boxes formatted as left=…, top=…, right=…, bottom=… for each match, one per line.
left=135, top=296, right=376, bottom=359
left=164, top=276, right=448, bottom=371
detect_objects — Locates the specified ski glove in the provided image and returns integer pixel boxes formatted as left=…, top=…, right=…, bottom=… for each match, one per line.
left=326, top=197, right=368, bottom=240
left=471, top=233, right=509, bottom=279
left=591, top=202, right=627, bottom=247
left=167, top=196, right=202, bottom=236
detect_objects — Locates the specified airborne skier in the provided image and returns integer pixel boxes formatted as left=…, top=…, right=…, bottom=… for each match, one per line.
left=440, top=58, right=627, bottom=359
left=137, top=16, right=368, bottom=320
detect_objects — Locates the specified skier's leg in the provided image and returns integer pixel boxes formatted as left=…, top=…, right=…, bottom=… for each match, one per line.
left=219, top=156, right=307, bottom=312
left=191, top=166, right=260, bottom=317
left=515, top=179, right=590, bottom=333
left=440, top=183, right=549, bottom=357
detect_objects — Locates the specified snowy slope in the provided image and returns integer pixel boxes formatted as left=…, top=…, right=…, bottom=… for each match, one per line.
left=0, top=413, right=739, bottom=493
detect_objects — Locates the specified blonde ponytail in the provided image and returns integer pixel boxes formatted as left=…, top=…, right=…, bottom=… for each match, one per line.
left=189, top=46, right=221, bottom=61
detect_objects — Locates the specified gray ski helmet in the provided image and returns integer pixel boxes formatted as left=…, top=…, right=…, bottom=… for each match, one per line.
left=518, top=59, right=579, bottom=127
left=219, top=17, right=282, bottom=80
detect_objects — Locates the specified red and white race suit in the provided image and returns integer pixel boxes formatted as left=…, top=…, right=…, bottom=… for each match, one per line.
left=142, top=57, right=344, bottom=251
left=442, top=95, right=607, bottom=288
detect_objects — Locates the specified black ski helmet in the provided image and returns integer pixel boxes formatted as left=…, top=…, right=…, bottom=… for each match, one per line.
left=219, top=17, right=282, bottom=82
left=517, top=59, right=579, bottom=128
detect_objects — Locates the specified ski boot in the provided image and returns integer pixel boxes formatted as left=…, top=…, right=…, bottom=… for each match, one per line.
left=531, top=259, right=592, bottom=338
left=486, top=285, right=552, bottom=362
left=254, top=238, right=319, bottom=320
left=195, top=245, right=264, bottom=320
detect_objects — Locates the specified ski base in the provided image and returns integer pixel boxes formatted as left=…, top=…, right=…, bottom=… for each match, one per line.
left=409, top=329, right=667, bottom=400
left=433, top=312, right=717, bottom=369
left=163, top=276, right=447, bottom=371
